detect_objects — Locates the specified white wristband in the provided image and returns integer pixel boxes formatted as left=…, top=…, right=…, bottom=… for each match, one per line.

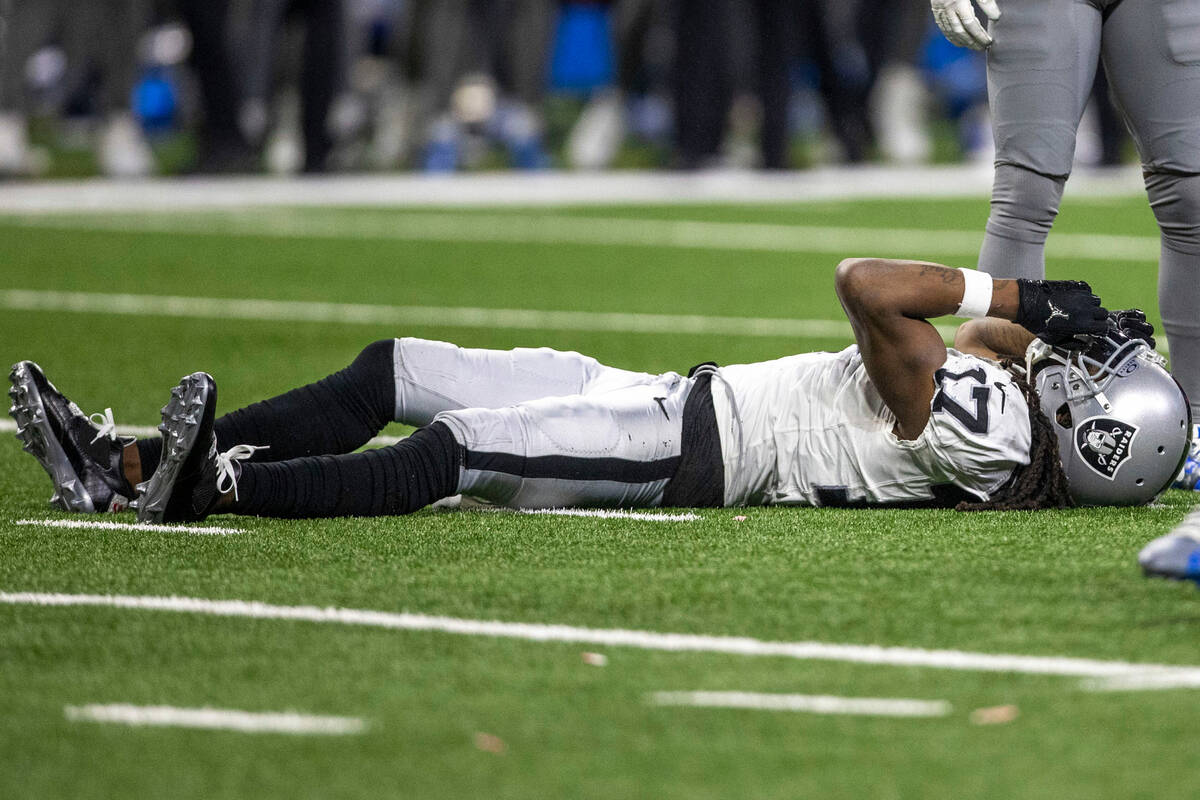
left=955, top=268, right=993, bottom=318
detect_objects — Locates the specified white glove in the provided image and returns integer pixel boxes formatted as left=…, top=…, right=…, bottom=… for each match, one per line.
left=931, top=0, right=1001, bottom=50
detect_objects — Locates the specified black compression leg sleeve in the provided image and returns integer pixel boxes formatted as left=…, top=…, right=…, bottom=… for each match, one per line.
left=229, top=422, right=462, bottom=518
left=132, top=339, right=397, bottom=480
left=135, top=437, right=163, bottom=480
left=214, top=339, right=396, bottom=459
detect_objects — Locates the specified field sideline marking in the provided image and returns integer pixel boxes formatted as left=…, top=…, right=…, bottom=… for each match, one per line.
left=64, top=704, right=366, bottom=735
left=15, top=519, right=245, bottom=536
left=4, top=591, right=1199, bottom=688
left=0, top=289, right=953, bottom=340
left=3, top=209, right=1159, bottom=262
left=0, top=418, right=403, bottom=448
left=0, top=167, right=1145, bottom=214
left=648, top=691, right=951, bottom=717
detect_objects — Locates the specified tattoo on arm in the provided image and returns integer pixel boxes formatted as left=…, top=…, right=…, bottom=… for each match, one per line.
left=916, top=264, right=961, bottom=284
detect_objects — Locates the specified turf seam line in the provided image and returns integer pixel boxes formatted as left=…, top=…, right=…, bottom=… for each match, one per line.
left=63, top=704, right=366, bottom=734
left=0, top=289, right=954, bottom=340
left=2, top=210, right=1159, bottom=262
left=6, top=591, right=1200, bottom=685
left=647, top=691, right=951, bottom=717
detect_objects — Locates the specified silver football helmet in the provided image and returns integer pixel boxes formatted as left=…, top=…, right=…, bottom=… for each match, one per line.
left=1025, top=333, right=1191, bottom=506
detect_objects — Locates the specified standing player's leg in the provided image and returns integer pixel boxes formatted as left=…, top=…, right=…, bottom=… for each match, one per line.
left=1100, top=0, right=1200, bottom=406
left=977, top=0, right=1103, bottom=280
left=140, top=370, right=695, bottom=521
left=1099, top=0, right=1200, bottom=441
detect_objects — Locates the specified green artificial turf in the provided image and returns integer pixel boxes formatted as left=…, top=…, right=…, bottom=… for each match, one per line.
left=2, top=196, right=1198, bottom=799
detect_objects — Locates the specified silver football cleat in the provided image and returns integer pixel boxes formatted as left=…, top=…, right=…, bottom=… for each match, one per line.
left=136, top=372, right=219, bottom=524
left=9, top=361, right=131, bottom=513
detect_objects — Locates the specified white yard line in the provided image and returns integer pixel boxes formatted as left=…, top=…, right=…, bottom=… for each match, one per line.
left=0, top=167, right=1145, bottom=214
left=518, top=508, right=701, bottom=522
left=63, top=704, right=366, bottom=735
left=648, top=691, right=951, bottom=717
left=0, top=289, right=949, bottom=340
left=15, top=519, right=245, bottom=536
left=4, top=591, right=1199, bottom=688
left=3, top=209, right=1160, bottom=262
left=0, top=418, right=403, bottom=448
left=4, top=288, right=1171, bottom=355
left=1082, top=673, right=1200, bottom=692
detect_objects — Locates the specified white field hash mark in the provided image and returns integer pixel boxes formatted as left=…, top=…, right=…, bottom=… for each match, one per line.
left=518, top=508, right=700, bottom=522
left=63, top=704, right=366, bottom=735
left=15, top=519, right=245, bottom=536
left=649, top=691, right=951, bottom=718
left=1083, top=673, right=1200, bottom=692
left=3, top=591, right=1198, bottom=690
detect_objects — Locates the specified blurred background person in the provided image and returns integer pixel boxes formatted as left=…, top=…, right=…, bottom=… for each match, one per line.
left=564, top=0, right=674, bottom=170
left=628, top=0, right=874, bottom=170
left=413, top=0, right=554, bottom=171
left=0, top=0, right=1101, bottom=177
left=233, top=0, right=348, bottom=173
left=863, top=0, right=933, bottom=164
left=177, top=0, right=256, bottom=173
left=0, top=0, right=155, bottom=177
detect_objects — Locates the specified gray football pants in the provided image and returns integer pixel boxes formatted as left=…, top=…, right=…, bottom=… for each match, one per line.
left=390, top=337, right=692, bottom=509
left=977, top=0, right=1200, bottom=416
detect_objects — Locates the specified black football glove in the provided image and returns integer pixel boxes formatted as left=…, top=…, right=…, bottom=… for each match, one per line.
left=1107, top=308, right=1156, bottom=350
left=1014, top=279, right=1109, bottom=344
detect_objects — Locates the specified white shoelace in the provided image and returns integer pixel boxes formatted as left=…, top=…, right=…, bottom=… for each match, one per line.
left=88, top=408, right=119, bottom=444
left=215, top=444, right=269, bottom=501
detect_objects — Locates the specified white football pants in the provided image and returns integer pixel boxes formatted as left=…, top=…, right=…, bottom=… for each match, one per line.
left=389, top=337, right=693, bottom=509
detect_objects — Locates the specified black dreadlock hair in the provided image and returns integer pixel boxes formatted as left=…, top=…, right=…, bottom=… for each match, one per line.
left=955, top=362, right=1074, bottom=512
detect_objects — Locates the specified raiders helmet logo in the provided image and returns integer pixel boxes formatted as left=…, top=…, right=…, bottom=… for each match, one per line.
left=1075, top=417, right=1138, bottom=480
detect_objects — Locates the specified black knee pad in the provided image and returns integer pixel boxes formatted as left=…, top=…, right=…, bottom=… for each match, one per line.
left=347, top=339, right=397, bottom=383
left=1146, top=172, right=1200, bottom=256
left=336, top=338, right=397, bottom=425
left=986, top=164, right=1066, bottom=244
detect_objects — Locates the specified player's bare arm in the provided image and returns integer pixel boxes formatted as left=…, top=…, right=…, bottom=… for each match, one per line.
left=956, top=308, right=1160, bottom=361
left=836, top=258, right=1016, bottom=439
left=836, top=257, right=1108, bottom=439
left=953, top=318, right=1035, bottom=361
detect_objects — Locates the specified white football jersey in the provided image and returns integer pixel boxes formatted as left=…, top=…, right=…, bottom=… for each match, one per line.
left=710, top=346, right=1032, bottom=507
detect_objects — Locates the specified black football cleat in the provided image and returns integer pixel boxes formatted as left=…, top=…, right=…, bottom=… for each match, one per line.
left=9, top=360, right=134, bottom=513
left=135, top=372, right=222, bottom=523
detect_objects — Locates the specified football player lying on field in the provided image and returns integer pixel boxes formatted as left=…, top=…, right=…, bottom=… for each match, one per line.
left=9, top=258, right=1191, bottom=521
